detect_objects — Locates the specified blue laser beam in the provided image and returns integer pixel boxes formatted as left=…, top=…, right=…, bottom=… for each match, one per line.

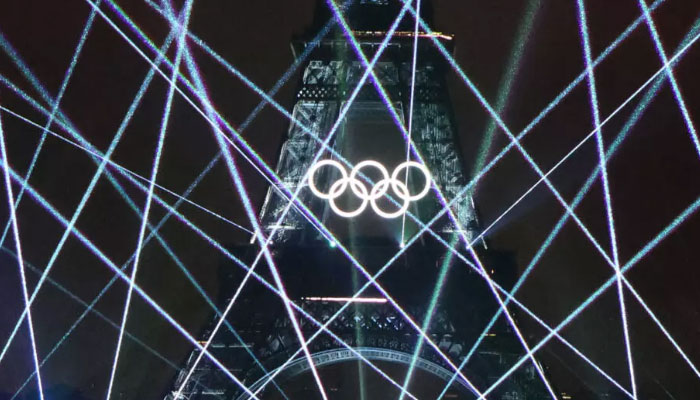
left=399, top=233, right=457, bottom=400
left=0, top=94, right=420, bottom=400
left=576, top=0, right=637, bottom=397
left=471, top=0, right=541, bottom=186
left=637, top=0, right=700, bottom=159
left=0, top=113, right=45, bottom=400
left=324, top=5, right=553, bottom=395
left=399, top=0, right=422, bottom=248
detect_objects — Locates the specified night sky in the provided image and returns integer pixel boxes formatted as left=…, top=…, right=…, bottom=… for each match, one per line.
left=1, top=0, right=700, bottom=399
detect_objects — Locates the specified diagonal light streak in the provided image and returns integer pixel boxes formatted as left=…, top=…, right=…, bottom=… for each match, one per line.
left=576, top=0, right=636, bottom=396
left=105, top=0, right=195, bottom=398
left=1, top=61, right=672, bottom=398
left=471, top=0, right=541, bottom=184
left=0, top=100, right=287, bottom=389
left=637, top=0, right=700, bottom=159
left=0, top=10, right=334, bottom=391
left=438, top=14, right=700, bottom=399
left=467, top=27, right=700, bottom=398
left=0, top=247, right=225, bottom=400
left=398, top=233, right=457, bottom=400
left=0, top=113, right=45, bottom=400
left=400, top=0, right=422, bottom=248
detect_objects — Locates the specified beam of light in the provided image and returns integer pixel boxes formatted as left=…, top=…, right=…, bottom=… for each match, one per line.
left=2, top=5, right=341, bottom=392
left=301, top=296, right=387, bottom=303
left=0, top=0, right=102, bottom=250
left=470, top=0, right=541, bottom=186
left=637, top=0, right=700, bottom=159
left=478, top=194, right=700, bottom=399
left=105, top=0, right=195, bottom=398
left=232, top=3, right=491, bottom=392
left=2, top=86, right=614, bottom=400
left=427, top=3, right=623, bottom=273
left=399, top=233, right=458, bottom=400
left=0, top=162, right=263, bottom=400
left=400, top=0, right=422, bottom=246
left=91, top=0, right=340, bottom=246
left=0, top=114, right=45, bottom=400
left=0, top=248, right=224, bottom=400
left=576, top=0, right=636, bottom=397
left=438, top=15, right=700, bottom=398
left=158, top=2, right=490, bottom=394
left=0, top=85, right=252, bottom=239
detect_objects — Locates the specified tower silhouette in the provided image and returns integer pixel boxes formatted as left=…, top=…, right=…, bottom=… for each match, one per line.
left=166, top=1, right=555, bottom=399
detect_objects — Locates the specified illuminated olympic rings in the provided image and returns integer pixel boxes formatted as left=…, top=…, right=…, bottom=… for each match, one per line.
left=307, top=160, right=431, bottom=219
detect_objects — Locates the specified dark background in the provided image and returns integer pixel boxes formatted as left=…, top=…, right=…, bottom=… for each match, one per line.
left=0, top=0, right=699, bottom=398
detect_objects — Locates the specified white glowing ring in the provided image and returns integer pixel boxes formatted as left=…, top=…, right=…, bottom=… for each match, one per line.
left=391, top=161, right=431, bottom=201
left=328, top=177, right=368, bottom=218
left=308, top=159, right=432, bottom=218
left=307, top=159, right=347, bottom=200
left=370, top=178, right=411, bottom=219
left=349, top=160, right=390, bottom=200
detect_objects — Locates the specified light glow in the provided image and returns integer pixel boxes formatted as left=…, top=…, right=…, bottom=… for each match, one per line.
left=308, top=159, right=431, bottom=218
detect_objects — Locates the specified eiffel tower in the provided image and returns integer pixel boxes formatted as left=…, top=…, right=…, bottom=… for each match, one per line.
left=166, top=1, right=556, bottom=399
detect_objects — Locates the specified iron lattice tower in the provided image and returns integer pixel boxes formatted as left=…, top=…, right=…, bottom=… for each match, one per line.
left=166, top=1, right=554, bottom=399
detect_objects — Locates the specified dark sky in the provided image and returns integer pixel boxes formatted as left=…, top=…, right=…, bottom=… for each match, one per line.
left=0, top=0, right=700, bottom=399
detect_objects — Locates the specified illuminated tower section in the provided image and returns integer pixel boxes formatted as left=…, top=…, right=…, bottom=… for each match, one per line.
left=166, top=1, right=555, bottom=399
